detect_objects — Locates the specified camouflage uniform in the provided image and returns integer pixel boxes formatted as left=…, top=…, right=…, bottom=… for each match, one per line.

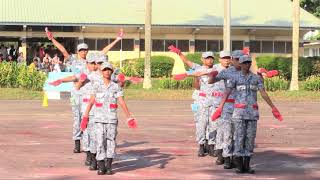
left=211, top=63, right=228, bottom=151
left=214, top=66, right=238, bottom=157
left=226, top=71, right=264, bottom=157
left=66, top=55, right=87, bottom=141
left=80, top=71, right=101, bottom=154
left=191, top=63, right=216, bottom=145
left=91, top=80, right=123, bottom=160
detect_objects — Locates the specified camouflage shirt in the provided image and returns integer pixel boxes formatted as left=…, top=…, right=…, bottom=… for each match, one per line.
left=227, top=71, right=264, bottom=120
left=91, top=80, right=124, bottom=123
left=215, top=66, right=239, bottom=113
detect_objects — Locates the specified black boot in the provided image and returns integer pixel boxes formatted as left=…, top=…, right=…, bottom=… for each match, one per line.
left=243, top=156, right=255, bottom=174
left=89, top=153, right=97, bottom=170
left=73, top=140, right=81, bottom=153
left=97, top=160, right=106, bottom=175
left=106, top=158, right=114, bottom=175
left=234, top=156, right=244, bottom=174
left=215, top=149, right=224, bottom=165
left=223, top=156, right=232, bottom=169
left=204, top=140, right=209, bottom=154
left=84, top=151, right=92, bottom=166
left=208, top=145, right=215, bottom=157
left=213, top=150, right=218, bottom=157
left=198, top=144, right=205, bottom=157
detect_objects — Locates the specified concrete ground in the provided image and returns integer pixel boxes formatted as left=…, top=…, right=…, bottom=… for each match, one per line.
left=0, top=100, right=319, bottom=180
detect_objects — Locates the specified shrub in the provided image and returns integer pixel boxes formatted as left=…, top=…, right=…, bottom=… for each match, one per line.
left=158, top=77, right=194, bottom=89
left=303, top=75, right=320, bottom=91
left=0, top=62, right=47, bottom=91
left=264, top=76, right=290, bottom=91
left=256, top=56, right=319, bottom=80
left=122, top=56, right=174, bottom=78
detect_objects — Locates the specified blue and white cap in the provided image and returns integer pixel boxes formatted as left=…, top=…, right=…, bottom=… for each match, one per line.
left=231, top=50, right=244, bottom=59
left=239, top=55, right=252, bottom=63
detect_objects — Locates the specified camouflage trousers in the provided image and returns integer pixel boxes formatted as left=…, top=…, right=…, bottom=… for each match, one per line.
left=194, top=105, right=217, bottom=145
left=81, top=115, right=96, bottom=153
left=233, top=119, right=257, bottom=157
left=71, top=94, right=82, bottom=140
left=214, top=112, right=234, bottom=157
left=95, top=122, right=118, bottom=161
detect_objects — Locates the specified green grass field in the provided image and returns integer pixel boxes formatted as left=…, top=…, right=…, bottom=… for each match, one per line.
left=0, top=88, right=319, bottom=101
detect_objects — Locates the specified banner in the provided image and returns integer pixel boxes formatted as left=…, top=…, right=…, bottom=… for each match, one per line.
left=43, top=72, right=74, bottom=92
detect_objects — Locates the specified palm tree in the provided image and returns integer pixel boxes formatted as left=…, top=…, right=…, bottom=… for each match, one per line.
left=290, top=0, right=300, bottom=90
left=143, top=0, right=152, bottom=89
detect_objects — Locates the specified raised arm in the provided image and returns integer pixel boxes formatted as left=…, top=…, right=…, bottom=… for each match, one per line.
left=101, top=29, right=124, bottom=54
left=45, top=27, right=70, bottom=59
left=168, top=45, right=194, bottom=68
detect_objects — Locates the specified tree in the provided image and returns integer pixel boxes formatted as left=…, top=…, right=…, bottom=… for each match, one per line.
left=300, top=0, right=320, bottom=17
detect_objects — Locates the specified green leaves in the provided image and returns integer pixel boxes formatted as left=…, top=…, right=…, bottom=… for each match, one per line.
left=0, top=62, right=47, bottom=91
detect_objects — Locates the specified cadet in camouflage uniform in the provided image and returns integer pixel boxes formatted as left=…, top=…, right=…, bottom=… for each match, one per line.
left=208, top=51, right=231, bottom=165
left=82, top=62, right=135, bottom=175
left=77, top=53, right=106, bottom=170
left=46, top=28, right=124, bottom=153
left=213, top=55, right=283, bottom=174
left=209, top=50, right=243, bottom=169
left=168, top=45, right=218, bottom=157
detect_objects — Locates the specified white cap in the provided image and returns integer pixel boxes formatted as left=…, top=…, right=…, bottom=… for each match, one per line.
left=100, top=62, right=113, bottom=71
left=219, top=51, right=231, bottom=58
left=202, top=51, right=214, bottom=59
left=77, top=43, right=88, bottom=51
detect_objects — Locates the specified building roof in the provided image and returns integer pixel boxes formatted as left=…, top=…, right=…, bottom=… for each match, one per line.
left=0, top=0, right=320, bottom=29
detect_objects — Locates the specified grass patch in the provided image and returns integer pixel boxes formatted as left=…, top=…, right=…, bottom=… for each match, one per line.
left=0, top=88, right=43, bottom=100
left=0, top=88, right=319, bottom=102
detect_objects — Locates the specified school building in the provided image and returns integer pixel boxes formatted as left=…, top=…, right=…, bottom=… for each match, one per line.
left=0, top=0, right=320, bottom=62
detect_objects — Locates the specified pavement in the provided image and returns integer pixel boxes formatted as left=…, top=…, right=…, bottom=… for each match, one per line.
left=0, top=100, right=319, bottom=180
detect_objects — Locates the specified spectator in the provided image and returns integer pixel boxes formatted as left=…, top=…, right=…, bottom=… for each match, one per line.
left=17, top=52, right=26, bottom=65
left=43, top=53, right=52, bottom=64
left=29, top=58, right=39, bottom=71
left=52, top=55, right=61, bottom=72
left=38, top=44, right=45, bottom=60
left=9, top=45, right=15, bottom=58
left=58, top=58, right=66, bottom=72
left=7, top=55, right=14, bottom=63
left=0, top=44, right=8, bottom=59
left=40, top=56, right=51, bottom=73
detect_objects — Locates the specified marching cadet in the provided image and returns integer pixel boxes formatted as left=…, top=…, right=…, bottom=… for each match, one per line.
left=209, top=50, right=243, bottom=169
left=76, top=53, right=104, bottom=170
left=46, top=28, right=124, bottom=153
left=168, top=45, right=218, bottom=157
left=81, top=62, right=137, bottom=175
left=208, top=51, right=231, bottom=165
left=212, top=55, right=283, bottom=174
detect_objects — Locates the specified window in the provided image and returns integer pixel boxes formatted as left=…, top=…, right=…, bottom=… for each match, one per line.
left=177, top=40, right=189, bottom=52
left=140, top=39, right=145, bottom=51
left=195, top=40, right=206, bottom=52
left=261, top=41, right=273, bottom=53
left=207, top=40, right=219, bottom=52
left=121, top=39, right=134, bottom=51
left=97, top=39, right=109, bottom=50
left=152, top=39, right=164, bottom=51
left=250, top=41, right=261, bottom=53
left=274, top=41, right=286, bottom=53
left=286, top=42, right=292, bottom=53
left=84, top=38, right=96, bottom=50
left=109, top=39, right=121, bottom=51
left=165, top=40, right=177, bottom=51
left=232, top=41, right=243, bottom=51
left=219, top=40, right=224, bottom=51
